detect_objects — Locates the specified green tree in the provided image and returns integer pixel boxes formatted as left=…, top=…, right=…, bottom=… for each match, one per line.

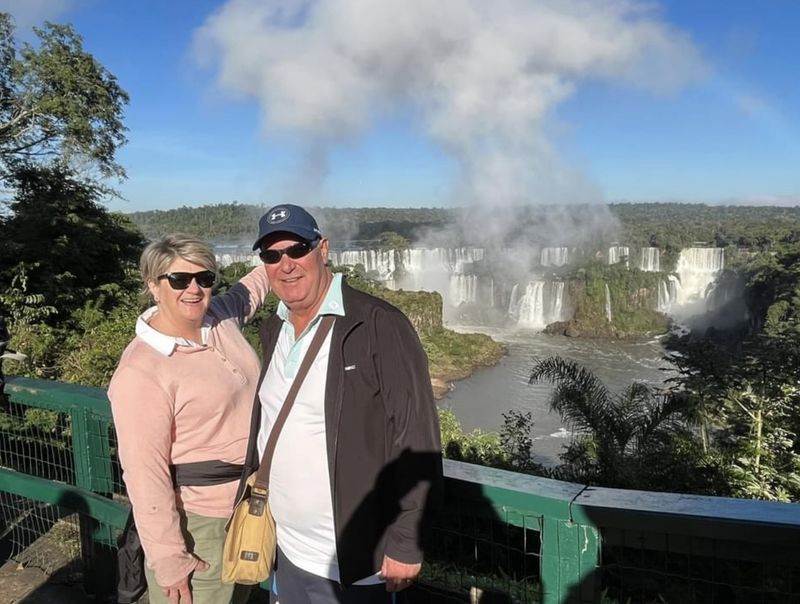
left=722, top=383, right=800, bottom=501
left=59, top=299, right=141, bottom=386
left=529, top=356, right=705, bottom=490
left=0, top=13, right=128, bottom=186
left=0, top=164, right=144, bottom=319
left=377, top=231, right=410, bottom=251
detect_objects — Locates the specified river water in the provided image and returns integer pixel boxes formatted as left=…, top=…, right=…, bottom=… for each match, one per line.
left=442, top=326, right=675, bottom=466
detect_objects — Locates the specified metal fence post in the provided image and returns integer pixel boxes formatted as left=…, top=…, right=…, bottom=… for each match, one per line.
left=540, top=516, right=600, bottom=604
left=0, top=313, right=9, bottom=403
left=71, top=405, right=116, bottom=600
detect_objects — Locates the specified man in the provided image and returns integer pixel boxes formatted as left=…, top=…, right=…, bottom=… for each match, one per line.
left=242, top=204, right=442, bottom=603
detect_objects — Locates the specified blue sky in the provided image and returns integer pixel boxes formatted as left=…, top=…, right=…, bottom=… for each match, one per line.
left=3, top=0, right=799, bottom=211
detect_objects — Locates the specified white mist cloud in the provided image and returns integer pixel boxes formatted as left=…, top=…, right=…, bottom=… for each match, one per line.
left=194, top=0, right=707, bottom=205
left=0, top=0, right=74, bottom=30
left=734, top=93, right=768, bottom=118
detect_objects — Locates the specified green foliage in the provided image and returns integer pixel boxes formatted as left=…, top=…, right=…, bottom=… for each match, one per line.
left=23, top=408, right=59, bottom=433
left=0, top=265, right=57, bottom=324
left=59, top=301, right=142, bottom=387
left=556, top=261, right=670, bottom=338
left=499, top=409, right=542, bottom=473
left=720, top=383, right=800, bottom=501
left=439, top=407, right=548, bottom=475
left=128, top=203, right=452, bottom=245
left=126, top=203, right=800, bottom=257
left=529, top=356, right=709, bottom=491
left=8, top=320, right=64, bottom=379
left=0, top=13, right=128, bottom=184
left=612, top=203, right=800, bottom=264
left=438, top=408, right=507, bottom=466
left=0, top=164, right=145, bottom=320
left=377, top=231, right=410, bottom=251
left=657, top=245, right=800, bottom=501
left=422, top=327, right=505, bottom=380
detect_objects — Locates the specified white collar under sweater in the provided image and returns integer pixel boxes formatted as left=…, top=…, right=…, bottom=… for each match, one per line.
left=135, top=306, right=213, bottom=356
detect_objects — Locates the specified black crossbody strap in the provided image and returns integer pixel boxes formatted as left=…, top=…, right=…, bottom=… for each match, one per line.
left=252, top=315, right=335, bottom=492
left=171, top=460, right=244, bottom=487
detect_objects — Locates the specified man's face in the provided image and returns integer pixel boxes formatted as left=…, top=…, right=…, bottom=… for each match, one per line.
left=262, top=235, right=331, bottom=315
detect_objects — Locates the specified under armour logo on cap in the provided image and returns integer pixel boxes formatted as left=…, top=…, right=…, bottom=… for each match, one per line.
left=253, top=203, right=322, bottom=251
left=268, top=208, right=290, bottom=223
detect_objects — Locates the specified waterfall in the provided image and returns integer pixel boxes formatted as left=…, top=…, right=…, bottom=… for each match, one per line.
left=605, top=284, right=613, bottom=322
left=657, top=276, right=679, bottom=313
left=399, top=247, right=484, bottom=306
left=337, top=250, right=396, bottom=281
left=489, top=279, right=495, bottom=308
left=517, top=282, right=545, bottom=328
left=332, top=247, right=487, bottom=310
left=216, top=252, right=259, bottom=267
left=508, top=283, right=520, bottom=316
left=399, top=247, right=484, bottom=275
left=515, top=281, right=567, bottom=329
left=658, top=280, right=669, bottom=313
left=674, top=248, right=725, bottom=308
left=540, top=247, right=570, bottom=267
left=449, top=274, right=478, bottom=306
left=551, top=281, right=565, bottom=323
left=640, top=248, right=660, bottom=272
left=608, top=246, right=630, bottom=266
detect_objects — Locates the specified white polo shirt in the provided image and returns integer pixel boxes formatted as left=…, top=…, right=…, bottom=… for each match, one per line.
left=257, top=275, right=381, bottom=584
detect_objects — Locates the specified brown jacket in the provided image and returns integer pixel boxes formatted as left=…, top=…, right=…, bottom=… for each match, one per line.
left=240, top=281, right=442, bottom=586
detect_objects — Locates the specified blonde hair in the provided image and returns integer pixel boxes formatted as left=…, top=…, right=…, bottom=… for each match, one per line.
left=139, top=234, right=217, bottom=298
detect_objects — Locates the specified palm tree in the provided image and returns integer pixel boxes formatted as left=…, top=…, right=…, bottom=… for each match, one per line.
left=530, top=356, right=696, bottom=489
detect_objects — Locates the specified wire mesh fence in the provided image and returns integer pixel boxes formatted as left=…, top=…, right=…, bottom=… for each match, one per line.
left=0, top=491, right=82, bottom=576
left=1, top=380, right=127, bottom=600
left=0, top=386, right=126, bottom=496
left=600, top=527, right=800, bottom=604
left=423, top=500, right=541, bottom=602
left=0, top=399, right=75, bottom=484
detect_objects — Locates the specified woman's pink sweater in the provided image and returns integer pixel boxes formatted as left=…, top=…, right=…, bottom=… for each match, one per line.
left=108, top=267, right=269, bottom=587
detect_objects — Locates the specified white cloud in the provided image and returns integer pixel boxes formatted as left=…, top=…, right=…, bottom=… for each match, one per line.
left=734, top=93, right=768, bottom=118
left=0, top=0, right=74, bottom=30
left=194, top=0, right=707, bottom=205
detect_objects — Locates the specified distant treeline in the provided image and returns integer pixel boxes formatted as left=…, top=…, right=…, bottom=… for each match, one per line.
left=615, top=202, right=800, bottom=252
left=126, top=202, right=800, bottom=252
left=127, top=204, right=452, bottom=246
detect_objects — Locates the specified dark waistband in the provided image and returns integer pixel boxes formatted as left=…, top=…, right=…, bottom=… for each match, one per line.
left=170, top=460, right=245, bottom=488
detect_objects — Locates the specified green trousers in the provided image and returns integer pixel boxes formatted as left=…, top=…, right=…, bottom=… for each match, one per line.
left=144, top=511, right=251, bottom=604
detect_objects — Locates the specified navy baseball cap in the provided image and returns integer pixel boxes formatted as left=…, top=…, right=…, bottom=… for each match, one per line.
left=252, top=204, right=322, bottom=251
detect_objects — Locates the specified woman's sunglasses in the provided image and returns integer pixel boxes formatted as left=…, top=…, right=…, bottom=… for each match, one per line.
left=157, top=270, right=216, bottom=290
left=259, top=239, right=319, bottom=265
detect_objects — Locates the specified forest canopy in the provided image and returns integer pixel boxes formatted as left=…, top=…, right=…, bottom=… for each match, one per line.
left=126, top=201, right=800, bottom=254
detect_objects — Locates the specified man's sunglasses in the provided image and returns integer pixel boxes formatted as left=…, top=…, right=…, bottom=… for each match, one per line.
left=157, top=270, right=216, bottom=290
left=259, top=239, right=319, bottom=265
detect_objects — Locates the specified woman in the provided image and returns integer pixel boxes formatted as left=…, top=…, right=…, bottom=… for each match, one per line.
left=109, top=234, right=269, bottom=604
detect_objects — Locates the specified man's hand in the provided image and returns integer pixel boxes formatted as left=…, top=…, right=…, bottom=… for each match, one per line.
left=381, top=555, right=421, bottom=592
left=161, top=560, right=210, bottom=604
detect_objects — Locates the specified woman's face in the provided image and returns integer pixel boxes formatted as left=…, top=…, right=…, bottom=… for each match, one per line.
left=147, top=258, right=214, bottom=330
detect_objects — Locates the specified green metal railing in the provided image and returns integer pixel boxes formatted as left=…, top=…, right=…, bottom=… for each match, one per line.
left=2, top=376, right=800, bottom=603
left=1, top=376, right=128, bottom=599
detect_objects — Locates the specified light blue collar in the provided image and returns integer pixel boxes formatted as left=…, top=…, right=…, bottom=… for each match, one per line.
left=276, top=273, right=345, bottom=324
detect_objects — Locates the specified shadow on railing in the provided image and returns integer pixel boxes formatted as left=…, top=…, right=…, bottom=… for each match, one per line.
left=2, top=376, right=800, bottom=603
